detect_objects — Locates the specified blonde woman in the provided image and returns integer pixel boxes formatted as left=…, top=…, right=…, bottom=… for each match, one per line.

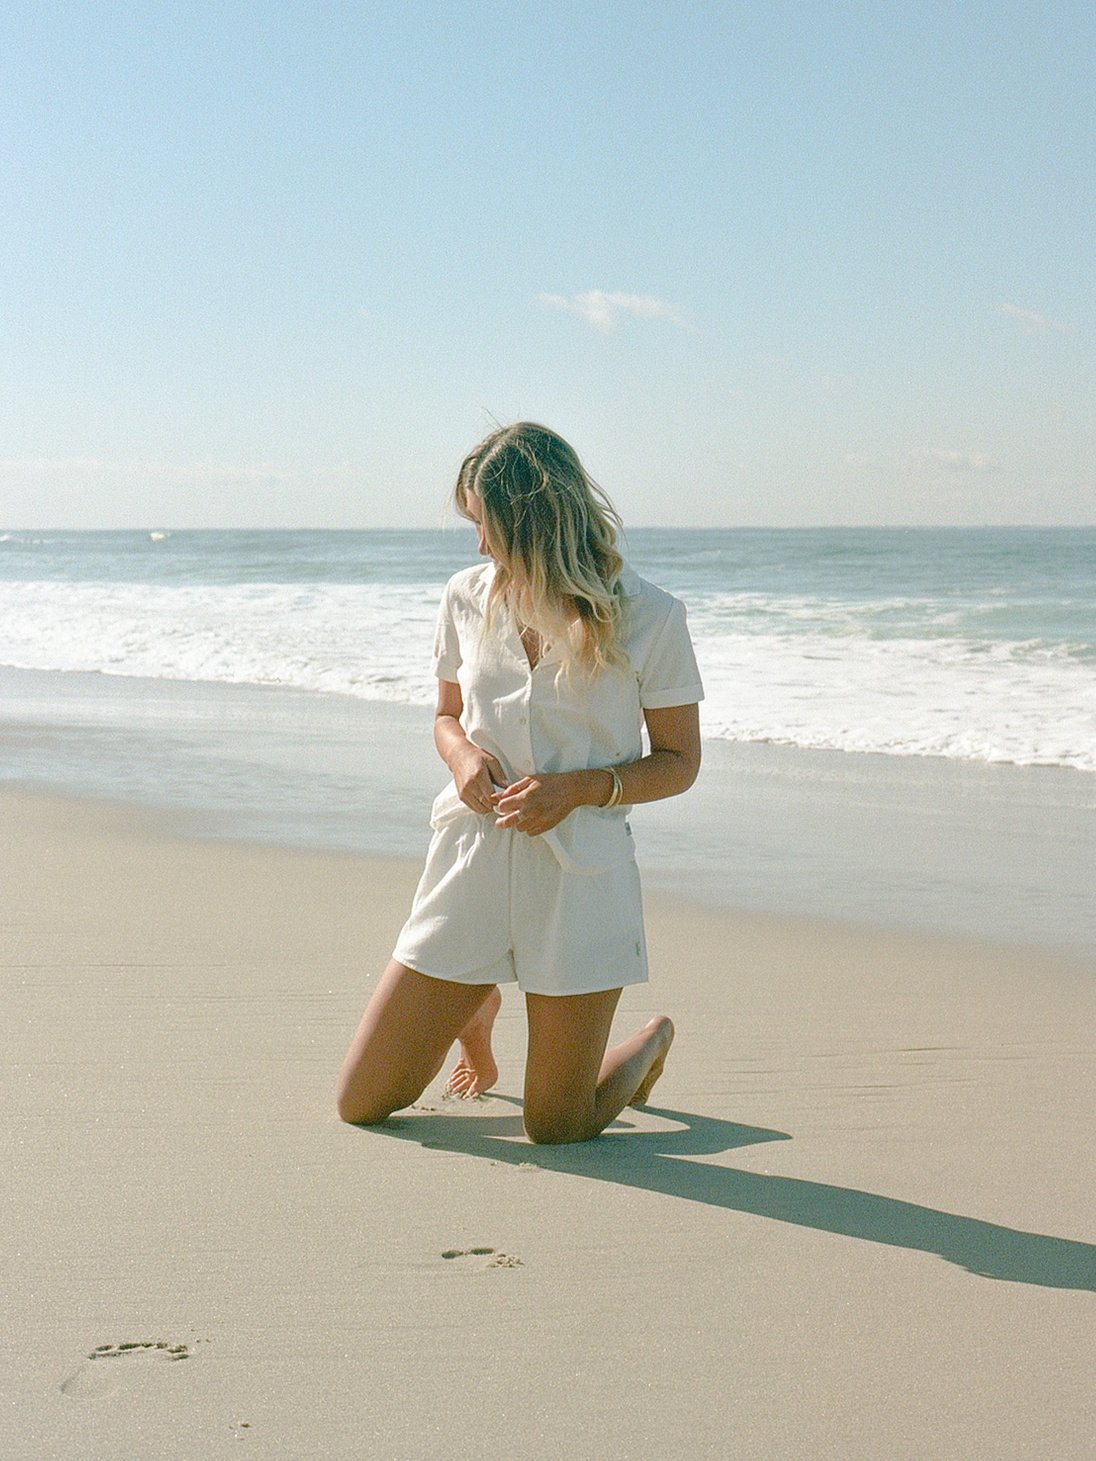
left=337, top=423, right=703, bottom=1144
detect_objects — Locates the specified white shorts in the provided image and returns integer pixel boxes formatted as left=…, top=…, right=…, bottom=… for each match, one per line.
left=392, top=812, right=649, bottom=997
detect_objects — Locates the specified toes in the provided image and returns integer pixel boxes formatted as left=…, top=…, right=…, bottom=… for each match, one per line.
left=444, top=1065, right=476, bottom=1096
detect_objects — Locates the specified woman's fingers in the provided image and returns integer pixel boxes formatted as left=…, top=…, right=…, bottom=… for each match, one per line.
left=459, top=766, right=495, bottom=812
left=491, top=776, right=533, bottom=808
left=471, top=768, right=498, bottom=810
left=493, top=781, right=532, bottom=828
left=495, top=787, right=556, bottom=835
left=491, top=774, right=572, bottom=834
left=495, top=809, right=537, bottom=832
left=457, top=752, right=514, bottom=812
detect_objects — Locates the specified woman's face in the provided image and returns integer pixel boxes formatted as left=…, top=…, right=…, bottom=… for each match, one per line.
left=465, top=491, right=494, bottom=560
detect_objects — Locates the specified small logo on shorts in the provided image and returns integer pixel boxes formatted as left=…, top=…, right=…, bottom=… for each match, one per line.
left=634, top=942, right=642, bottom=957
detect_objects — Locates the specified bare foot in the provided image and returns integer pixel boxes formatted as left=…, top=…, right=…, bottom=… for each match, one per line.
left=628, top=1016, right=674, bottom=1107
left=444, top=987, right=502, bottom=1098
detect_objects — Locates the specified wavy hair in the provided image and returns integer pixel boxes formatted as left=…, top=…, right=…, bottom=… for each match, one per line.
left=453, top=422, right=626, bottom=675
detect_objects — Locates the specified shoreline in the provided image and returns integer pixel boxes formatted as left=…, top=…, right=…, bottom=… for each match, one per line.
left=5, top=780, right=1094, bottom=980
left=2, top=663, right=1094, bottom=960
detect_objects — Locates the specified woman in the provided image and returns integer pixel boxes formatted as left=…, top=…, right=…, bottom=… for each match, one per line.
left=336, top=423, right=703, bottom=1144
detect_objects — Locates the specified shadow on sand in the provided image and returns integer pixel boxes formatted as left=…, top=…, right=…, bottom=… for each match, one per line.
left=363, top=1099, right=1096, bottom=1293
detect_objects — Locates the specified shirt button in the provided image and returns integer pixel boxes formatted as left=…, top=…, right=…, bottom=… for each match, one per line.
left=519, top=715, right=528, bottom=725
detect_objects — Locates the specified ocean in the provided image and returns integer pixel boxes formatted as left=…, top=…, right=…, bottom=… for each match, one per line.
left=2, top=526, right=1093, bottom=956
left=2, top=526, right=1093, bottom=771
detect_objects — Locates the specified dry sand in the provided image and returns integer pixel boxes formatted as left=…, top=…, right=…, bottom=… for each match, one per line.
left=3, top=787, right=1094, bottom=1459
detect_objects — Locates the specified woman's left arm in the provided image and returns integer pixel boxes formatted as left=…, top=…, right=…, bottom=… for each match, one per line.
left=493, top=703, right=701, bottom=834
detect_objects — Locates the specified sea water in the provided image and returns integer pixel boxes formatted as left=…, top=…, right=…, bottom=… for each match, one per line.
left=1, top=526, right=1093, bottom=770
left=1, top=527, right=1093, bottom=955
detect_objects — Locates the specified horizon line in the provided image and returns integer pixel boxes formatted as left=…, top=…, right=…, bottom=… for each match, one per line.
left=3, top=522, right=1094, bottom=535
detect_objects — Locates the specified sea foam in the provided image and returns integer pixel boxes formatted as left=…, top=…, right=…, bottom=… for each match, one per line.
left=1, top=576, right=1093, bottom=772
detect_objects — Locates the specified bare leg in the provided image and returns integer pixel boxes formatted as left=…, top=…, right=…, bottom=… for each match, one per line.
left=608, top=1015, right=674, bottom=1109
left=522, top=989, right=674, bottom=1145
left=443, top=985, right=502, bottom=1097
left=336, top=961, right=499, bottom=1124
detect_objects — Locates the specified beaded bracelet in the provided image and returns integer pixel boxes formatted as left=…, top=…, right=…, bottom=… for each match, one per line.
left=604, top=766, right=624, bottom=809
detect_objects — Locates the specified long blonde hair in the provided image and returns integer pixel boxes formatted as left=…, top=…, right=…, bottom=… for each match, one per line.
left=453, top=422, right=626, bottom=675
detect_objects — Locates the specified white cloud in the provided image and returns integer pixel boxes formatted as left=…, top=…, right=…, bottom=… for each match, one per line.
left=908, top=448, right=995, bottom=473
left=999, top=301, right=1077, bottom=335
left=538, top=290, right=685, bottom=333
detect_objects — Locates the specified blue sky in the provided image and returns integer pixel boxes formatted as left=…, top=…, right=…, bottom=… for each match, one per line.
left=3, top=1, right=1093, bottom=527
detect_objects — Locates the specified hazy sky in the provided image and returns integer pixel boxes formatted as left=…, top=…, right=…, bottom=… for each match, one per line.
left=3, top=1, right=1093, bottom=528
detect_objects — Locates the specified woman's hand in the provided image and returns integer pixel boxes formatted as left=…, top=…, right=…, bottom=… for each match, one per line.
left=447, top=741, right=506, bottom=815
left=492, top=773, right=580, bottom=836
left=435, top=680, right=505, bottom=815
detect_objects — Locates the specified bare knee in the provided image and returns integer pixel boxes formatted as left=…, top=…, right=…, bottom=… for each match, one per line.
left=523, top=1103, right=596, bottom=1146
left=336, top=1091, right=398, bottom=1126
left=335, top=1074, right=414, bottom=1126
left=336, top=1042, right=432, bottom=1126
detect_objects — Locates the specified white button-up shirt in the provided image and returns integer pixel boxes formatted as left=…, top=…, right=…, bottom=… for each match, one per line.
left=430, top=561, right=704, bottom=873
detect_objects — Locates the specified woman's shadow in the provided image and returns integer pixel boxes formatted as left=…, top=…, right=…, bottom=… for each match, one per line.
left=364, top=1098, right=1096, bottom=1293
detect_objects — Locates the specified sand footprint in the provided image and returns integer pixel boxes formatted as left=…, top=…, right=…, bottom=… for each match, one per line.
left=441, top=1247, right=523, bottom=1270
left=60, top=1341, right=190, bottom=1399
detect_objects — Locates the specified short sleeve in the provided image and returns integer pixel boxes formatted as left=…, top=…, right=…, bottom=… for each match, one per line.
left=637, top=598, right=704, bottom=709
left=432, top=580, right=462, bottom=681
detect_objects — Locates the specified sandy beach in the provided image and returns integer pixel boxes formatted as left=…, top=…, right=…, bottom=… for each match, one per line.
left=7, top=0, right=1096, bottom=1445
left=4, top=785, right=1094, bottom=1459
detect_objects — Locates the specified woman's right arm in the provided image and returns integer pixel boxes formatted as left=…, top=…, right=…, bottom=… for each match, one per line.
left=434, top=679, right=505, bottom=815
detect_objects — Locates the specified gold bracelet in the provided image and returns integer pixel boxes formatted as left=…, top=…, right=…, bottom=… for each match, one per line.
left=604, top=766, right=623, bottom=809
